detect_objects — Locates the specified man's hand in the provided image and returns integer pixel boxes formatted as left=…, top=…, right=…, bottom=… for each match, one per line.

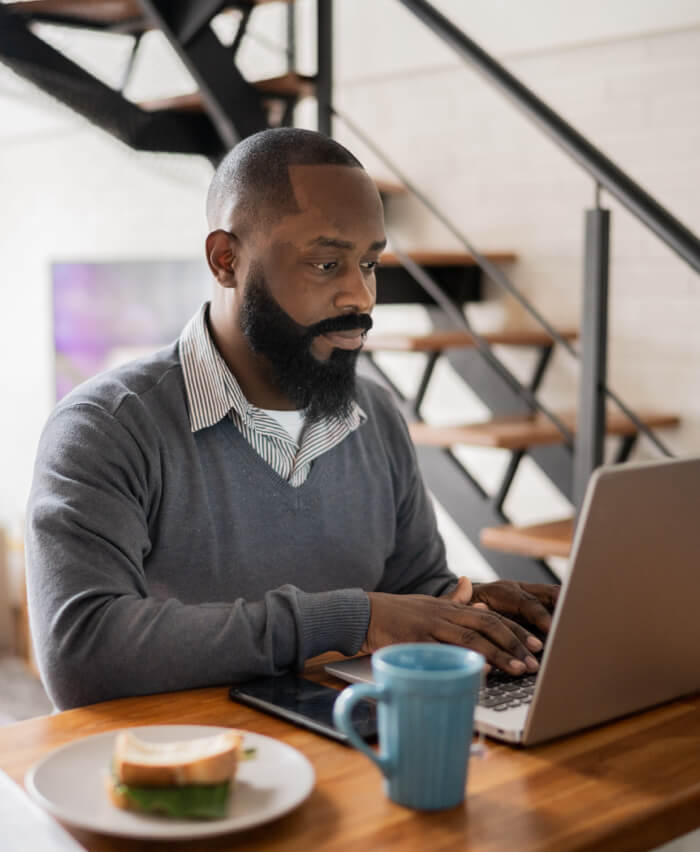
left=362, top=592, right=543, bottom=675
left=469, top=580, right=560, bottom=635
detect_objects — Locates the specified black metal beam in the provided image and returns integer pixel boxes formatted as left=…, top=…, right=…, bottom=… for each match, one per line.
left=613, top=434, right=637, bottom=464
left=417, top=447, right=559, bottom=584
left=151, top=0, right=228, bottom=46
left=286, top=1, right=296, bottom=73
left=316, top=0, right=332, bottom=136
left=139, top=0, right=268, bottom=148
left=375, top=264, right=481, bottom=305
left=390, top=242, right=575, bottom=449
left=0, top=12, right=220, bottom=156
left=427, top=309, right=574, bottom=502
left=574, top=207, right=610, bottom=509
left=491, top=450, right=525, bottom=516
left=335, top=106, right=674, bottom=459
left=396, top=0, right=700, bottom=277
left=413, top=352, right=439, bottom=420
left=119, top=32, right=143, bottom=93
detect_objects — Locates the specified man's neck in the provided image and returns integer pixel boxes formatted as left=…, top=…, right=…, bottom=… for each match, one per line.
left=207, top=305, right=297, bottom=410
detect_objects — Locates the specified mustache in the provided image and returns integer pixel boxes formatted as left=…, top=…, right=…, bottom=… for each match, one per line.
left=307, top=313, right=373, bottom=338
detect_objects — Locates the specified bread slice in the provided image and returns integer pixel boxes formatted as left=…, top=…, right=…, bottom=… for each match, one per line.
left=104, top=772, right=135, bottom=811
left=113, top=730, right=243, bottom=787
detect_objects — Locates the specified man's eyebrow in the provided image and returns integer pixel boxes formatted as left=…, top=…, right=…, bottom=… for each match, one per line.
left=307, top=236, right=387, bottom=252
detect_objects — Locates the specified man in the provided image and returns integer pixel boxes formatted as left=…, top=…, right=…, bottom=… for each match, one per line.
left=26, top=129, right=557, bottom=710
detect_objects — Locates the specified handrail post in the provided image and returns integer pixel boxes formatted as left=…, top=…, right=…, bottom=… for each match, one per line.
left=317, top=0, right=333, bottom=136
left=574, top=202, right=610, bottom=509
left=286, top=0, right=296, bottom=73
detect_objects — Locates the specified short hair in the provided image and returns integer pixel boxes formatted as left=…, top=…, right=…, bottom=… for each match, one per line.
left=206, top=128, right=364, bottom=232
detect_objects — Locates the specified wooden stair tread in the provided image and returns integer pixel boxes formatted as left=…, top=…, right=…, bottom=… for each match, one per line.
left=373, top=178, right=408, bottom=197
left=139, top=74, right=315, bottom=113
left=408, top=410, right=679, bottom=450
left=380, top=250, right=516, bottom=267
left=365, top=328, right=578, bottom=352
left=252, top=73, right=315, bottom=98
left=481, top=519, right=574, bottom=558
left=5, top=0, right=143, bottom=22
left=5, top=0, right=285, bottom=24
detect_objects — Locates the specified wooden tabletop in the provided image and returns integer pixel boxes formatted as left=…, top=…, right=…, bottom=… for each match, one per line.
left=2, top=656, right=700, bottom=852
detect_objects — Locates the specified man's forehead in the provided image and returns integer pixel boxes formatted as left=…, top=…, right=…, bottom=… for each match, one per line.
left=265, top=165, right=385, bottom=249
left=287, top=163, right=381, bottom=210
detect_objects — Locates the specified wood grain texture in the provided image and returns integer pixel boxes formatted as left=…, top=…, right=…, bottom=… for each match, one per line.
left=5, top=0, right=287, bottom=23
left=480, top=518, right=575, bottom=558
left=373, top=178, right=408, bottom=197
left=408, top=410, right=680, bottom=451
left=2, top=654, right=700, bottom=851
left=4, top=0, right=143, bottom=22
left=139, top=74, right=316, bottom=114
left=364, top=328, right=578, bottom=352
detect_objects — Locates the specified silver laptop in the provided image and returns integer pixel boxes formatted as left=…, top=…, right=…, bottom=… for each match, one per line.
left=326, top=456, right=700, bottom=746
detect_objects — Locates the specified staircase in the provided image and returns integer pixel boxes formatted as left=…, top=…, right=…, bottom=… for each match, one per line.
left=1, top=0, right=694, bottom=583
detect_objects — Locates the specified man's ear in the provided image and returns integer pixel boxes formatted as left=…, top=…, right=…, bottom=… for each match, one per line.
left=205, top=230, right=239, bottom=287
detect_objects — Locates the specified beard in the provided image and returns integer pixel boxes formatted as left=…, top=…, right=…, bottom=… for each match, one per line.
left=239, top=263, right=373, bottom=422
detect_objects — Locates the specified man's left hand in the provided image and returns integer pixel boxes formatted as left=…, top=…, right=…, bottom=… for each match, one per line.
left=448, top=578, right=559, bottom=635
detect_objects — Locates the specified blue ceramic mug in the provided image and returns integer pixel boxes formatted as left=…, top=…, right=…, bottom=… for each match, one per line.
left=333, top=643, right=484, bottom=811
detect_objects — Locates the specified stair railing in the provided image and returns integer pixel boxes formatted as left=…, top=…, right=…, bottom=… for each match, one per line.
left=322, top=0, right=700, bottom=508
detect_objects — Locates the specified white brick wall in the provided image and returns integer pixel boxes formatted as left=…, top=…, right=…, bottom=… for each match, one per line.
left=333, top=23, right=700, bottom=461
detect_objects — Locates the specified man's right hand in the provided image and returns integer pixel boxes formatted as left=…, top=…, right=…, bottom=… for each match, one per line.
left=361, top=592, right=542, bottom=675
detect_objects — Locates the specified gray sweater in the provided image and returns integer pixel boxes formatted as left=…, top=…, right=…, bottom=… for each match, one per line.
left=26, top=343, right=456, bottom=709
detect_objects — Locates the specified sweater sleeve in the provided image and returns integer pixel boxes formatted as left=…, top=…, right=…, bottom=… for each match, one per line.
left=372, top=396, right=459, bottom=598
left=25, top=402, right=369, bottom=710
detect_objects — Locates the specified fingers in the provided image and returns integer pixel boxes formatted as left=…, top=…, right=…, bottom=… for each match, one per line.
left=445, top=576, right=473, bottom=605
left=517, top=583, right=560, bottom=633
left=473, top=581, right=560, bottom=634
left=519, top=582, right=560, bottom=609
left=435, top=607, right=540, bottom=676
left=518, top=596, right=554, bottom=633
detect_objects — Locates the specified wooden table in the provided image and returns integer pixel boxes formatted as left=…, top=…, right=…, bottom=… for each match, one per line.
left=2, top=656, right=700, bottom=852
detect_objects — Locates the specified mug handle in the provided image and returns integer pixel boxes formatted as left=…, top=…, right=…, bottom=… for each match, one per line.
left=333, top=684, right=393, bottom=777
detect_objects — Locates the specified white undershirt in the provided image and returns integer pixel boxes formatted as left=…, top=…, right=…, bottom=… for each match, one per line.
left=261, top=408, right=306, bottom=444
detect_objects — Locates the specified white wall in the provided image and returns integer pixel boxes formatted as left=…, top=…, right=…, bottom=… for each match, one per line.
left=0, top=82, right=213, bottom=525
left=1, top=0, right=699, bottom=580
left=328, top=1, right=700, bottom=472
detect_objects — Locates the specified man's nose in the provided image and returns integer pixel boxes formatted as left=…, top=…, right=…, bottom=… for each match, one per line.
left=334, top=267, right=375, bottom=314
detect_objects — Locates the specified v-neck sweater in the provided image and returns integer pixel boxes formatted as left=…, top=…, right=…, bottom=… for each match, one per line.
left=26, top=342, right=454, bottom=710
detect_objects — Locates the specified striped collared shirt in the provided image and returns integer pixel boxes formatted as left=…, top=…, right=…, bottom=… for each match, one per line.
left=178, top=303, right=367, bottom=487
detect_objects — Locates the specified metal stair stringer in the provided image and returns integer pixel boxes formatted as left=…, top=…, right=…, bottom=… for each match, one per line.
left=427, top=308, right=574, bottom=503
left=416, top=445, right=559, bottom=584
left=137, top=0, right=269, bottom=150
left=0, top=7, right=223, bottom=156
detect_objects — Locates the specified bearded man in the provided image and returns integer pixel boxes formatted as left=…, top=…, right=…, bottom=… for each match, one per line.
left=26, top=129, right=556, bottom=710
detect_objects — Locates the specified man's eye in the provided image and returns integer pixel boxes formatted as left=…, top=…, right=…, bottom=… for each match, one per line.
left=361, top=260, right=380, bottom=271
left=312, top=261, right=337, bottom=272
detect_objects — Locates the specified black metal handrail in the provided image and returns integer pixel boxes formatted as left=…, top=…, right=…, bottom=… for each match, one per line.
left=334, top=106, right=673, bottom=459
left=398, top=0, right=700, bottom=276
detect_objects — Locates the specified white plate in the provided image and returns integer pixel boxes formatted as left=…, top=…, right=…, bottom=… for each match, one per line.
left=25, top=725, right=315, bottom=840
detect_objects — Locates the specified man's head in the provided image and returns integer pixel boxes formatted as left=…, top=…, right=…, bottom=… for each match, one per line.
left=205, top=128, right=386, bottom=421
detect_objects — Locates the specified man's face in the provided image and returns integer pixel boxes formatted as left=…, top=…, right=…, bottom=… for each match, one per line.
left=237, top=164, right=386, bottom=419
left=240, top=262, right=371, bottom=421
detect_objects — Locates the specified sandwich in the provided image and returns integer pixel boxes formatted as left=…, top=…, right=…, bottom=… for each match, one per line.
left=106, top=729, right=243, bottom=819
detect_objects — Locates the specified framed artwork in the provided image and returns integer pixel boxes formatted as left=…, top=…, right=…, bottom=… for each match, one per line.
left=52, top=260, right=211, bottom=400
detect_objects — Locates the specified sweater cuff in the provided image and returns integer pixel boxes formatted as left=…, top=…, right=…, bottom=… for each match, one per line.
left=296, top=588, right=370, bottom=661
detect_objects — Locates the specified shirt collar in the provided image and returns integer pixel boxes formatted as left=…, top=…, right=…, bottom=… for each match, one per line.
left=178, top=302, right=367, bottom=434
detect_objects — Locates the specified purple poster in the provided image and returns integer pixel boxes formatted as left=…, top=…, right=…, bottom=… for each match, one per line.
left=52, top=260, right=211, bottom=400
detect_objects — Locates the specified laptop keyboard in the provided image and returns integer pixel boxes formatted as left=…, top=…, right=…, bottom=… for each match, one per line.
left=478, top=670, right=538, bottom=712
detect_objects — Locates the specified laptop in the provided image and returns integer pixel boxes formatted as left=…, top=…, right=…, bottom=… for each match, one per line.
left=326, top=456, right=700, bottom=746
